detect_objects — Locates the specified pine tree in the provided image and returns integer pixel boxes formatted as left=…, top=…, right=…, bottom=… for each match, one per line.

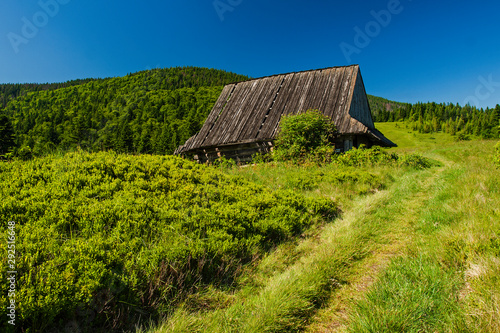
left=115, top=121, right=134, bottom=153
left=491, top=105, right=500, bottom=137
left=0, top=114, right=15, bottom=155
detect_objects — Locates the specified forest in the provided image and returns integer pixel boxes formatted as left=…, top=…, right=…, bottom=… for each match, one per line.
left=0, top=67, right=249, bottom=157
left=372, top=100, right=500, bottom=139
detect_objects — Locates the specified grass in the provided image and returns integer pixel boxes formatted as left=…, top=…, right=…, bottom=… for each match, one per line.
left=309, top=127, right=500, bottom=333
left=143, top=125, right=500, bottom=333
left=375, top=122, right=457, bottom=152
left=221, top=162, right=396, bottom=210
left=348, top=255, right=467, bottom=333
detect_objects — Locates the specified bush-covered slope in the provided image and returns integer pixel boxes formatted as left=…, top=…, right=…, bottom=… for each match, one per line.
left=0, top=151, right=336, bottom=332
left=0, top=67, right=250, bottom=157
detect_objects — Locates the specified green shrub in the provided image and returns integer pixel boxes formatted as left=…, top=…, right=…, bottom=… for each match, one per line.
left=0, top=151, right=338, bottom=332
left=251, top=152, right=273, bottom=164
left=308, top=145, right=337, bottom=164
left=398, top=153, right=432, bottom=169
left=16, top=146, right=33, bottom=161
left=286, top=173, right=319, bottom=191
left=212, top=155, right=237, bottom=169
left=274, top=110, right=336, bottom=162
left=455, top=131, right=471, bottom=141
left=334, top=146, right=398, bottom=167
left=332, top=146, right=433, bottom=170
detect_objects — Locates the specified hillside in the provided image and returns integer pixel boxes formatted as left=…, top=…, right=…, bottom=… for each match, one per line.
left=0, top=67, right=249, bottom=156
left=367, top=94, right=409, bottom=121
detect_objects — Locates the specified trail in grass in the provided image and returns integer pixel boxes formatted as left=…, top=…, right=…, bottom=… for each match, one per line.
left=151, top=139, right=500, bottom=333
left=306, top=161, right=448, bottom=332
left=152, top=165, right=443, bottom=333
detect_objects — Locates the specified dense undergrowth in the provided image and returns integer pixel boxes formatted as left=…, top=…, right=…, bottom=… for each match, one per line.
left=333, top=145, right=434, bottom=169
left=252, top=145, right=434, bottom=172
left=0, top=151, right=337, bottom=332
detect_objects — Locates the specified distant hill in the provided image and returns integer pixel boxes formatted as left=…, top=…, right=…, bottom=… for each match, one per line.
left=367, top=95, right=410, bottom=122
left=0, top=67, right=250, bottom=156
left=0, top=79, right=103, bottom=108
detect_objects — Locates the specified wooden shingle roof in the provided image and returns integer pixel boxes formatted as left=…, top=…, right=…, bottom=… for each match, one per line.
left=176, top=65, right=395, bottom=155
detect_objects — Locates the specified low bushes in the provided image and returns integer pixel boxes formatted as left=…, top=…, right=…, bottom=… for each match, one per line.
left=0, top=151, right=338, bottom=332
left=262, top=143, right=434, bottom=170
left=334, top=145, right=433, bottom=170
left=333, top=145, right=398, bottom=167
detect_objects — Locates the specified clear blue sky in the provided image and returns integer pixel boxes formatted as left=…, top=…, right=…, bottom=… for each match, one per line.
left=1, top=0, right=499, bottom=109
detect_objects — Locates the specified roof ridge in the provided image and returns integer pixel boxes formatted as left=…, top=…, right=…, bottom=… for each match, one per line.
left=229, top=64, right=360, bottom=86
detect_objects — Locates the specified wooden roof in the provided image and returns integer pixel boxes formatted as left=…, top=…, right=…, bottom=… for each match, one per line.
left=176, top=65, right=395, bottom=154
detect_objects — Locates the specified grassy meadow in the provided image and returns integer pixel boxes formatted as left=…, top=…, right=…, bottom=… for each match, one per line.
left=1, top=122, right=499, bottom=332
left=148, top=122, right=500, bottom=333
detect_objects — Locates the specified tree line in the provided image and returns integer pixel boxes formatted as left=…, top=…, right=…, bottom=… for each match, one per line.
left=371, top=100, right=500, bottom=139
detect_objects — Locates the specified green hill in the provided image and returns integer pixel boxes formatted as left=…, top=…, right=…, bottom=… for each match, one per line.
left=0, top=67, right=249, bottom=157
left=367, top=94, right=409, bottom=121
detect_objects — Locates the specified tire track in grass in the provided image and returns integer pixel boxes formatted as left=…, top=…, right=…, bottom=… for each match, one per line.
left=306, top=164, right=447, bottom=333
left=330, top=158, right=474, bottom=333
left=152, top=164, right=447, bottom=333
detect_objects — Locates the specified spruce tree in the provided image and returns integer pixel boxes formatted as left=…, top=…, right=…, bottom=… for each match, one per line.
left=0, top=114, right=15, bottom=155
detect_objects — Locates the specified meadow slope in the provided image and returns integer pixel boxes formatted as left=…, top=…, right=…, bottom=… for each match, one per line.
left=147, top=123, right=499, bottom=333
left=307, top=124, right=500, bottom=332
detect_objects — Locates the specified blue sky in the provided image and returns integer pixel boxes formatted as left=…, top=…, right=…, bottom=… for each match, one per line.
left=1, top=0, right=499, bottom=109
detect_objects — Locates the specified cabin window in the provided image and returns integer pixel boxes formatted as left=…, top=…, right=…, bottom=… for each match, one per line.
left=344, top=138, right=353, bottom=151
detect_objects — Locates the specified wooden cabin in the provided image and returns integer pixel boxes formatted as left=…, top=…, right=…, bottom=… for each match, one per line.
left=175, top=65, right=396, bottom=163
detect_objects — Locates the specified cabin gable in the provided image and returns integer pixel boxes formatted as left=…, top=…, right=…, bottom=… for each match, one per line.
left=175, top=65, right=396, bottom=163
